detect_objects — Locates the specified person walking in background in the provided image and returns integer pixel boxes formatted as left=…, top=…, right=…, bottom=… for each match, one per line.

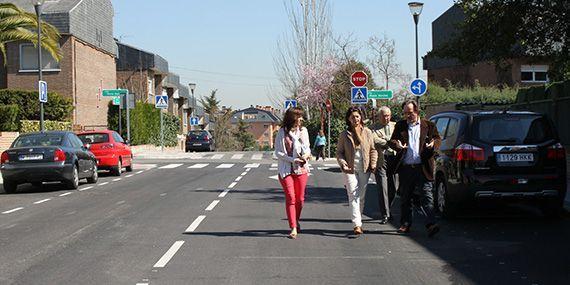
left=314, top=130, right=327, bottom=161
left=337, top=107, right=378, bottom=235
left=370, top=106, right=398, bottom=224
left=274, top=107, right=311, bottom=239
left=389, top=100, right=441, bottom=237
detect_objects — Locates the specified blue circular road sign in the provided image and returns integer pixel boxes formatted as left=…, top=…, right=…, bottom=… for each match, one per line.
left=409, top=78, right=427, bottom=97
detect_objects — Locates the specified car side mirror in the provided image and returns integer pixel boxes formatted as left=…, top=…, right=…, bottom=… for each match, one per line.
left=124, top=139, right=130, bottom=145
left=84, top=143, right=91, bottom=150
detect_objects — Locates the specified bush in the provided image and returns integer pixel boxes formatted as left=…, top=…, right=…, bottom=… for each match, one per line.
left=20, top=120, right=72, bottom=133
left=0, top=89, right=73, bottom=122
left=420, top=83, right=518, bottom=105
left=0, top=104, right=19, bottom=131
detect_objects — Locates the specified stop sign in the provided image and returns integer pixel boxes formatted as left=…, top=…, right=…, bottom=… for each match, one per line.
left=351, top=71, right=368, bottom=87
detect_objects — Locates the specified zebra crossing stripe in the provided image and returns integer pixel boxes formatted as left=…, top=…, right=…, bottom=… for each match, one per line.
left=231, top=154, right=244, bottom=159
left=216, top=164, right=235, bottom=169
left=211, top=154, right=224, bottom=159
left=251, top=154, right=262, bottom=160
left=188, top=163, right=209, bottom=169
left=244, top=163, right=260, bottom=168
left=159, top=164, right=183, bottom=169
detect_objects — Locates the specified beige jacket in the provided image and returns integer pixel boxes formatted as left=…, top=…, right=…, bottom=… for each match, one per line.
left=336, top=127, right=378, bottom=174
left=370, top=121, right=397, bottom=164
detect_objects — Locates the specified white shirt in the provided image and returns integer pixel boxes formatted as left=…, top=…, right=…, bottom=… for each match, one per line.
left=404, top=120, right=421, bottom=165
left=274, top=127, right=311, bottom=178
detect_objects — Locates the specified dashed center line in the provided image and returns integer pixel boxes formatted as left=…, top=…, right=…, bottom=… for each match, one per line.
left=2, top=207, right=24, bottom=214
left=160, top=193, right=167, bottom=197
left=98, top=182, right=109, bottom=186
left=241, top=171, right=247, bottom=176
left=185, top=215, right=206, bottom=232
left=79, top=186, right=93, bottom=191
left=228, top=182, right=237, bottom=189
left=153, top=241, right=185, bottom=268
left=219, top=189, right=230, bottom=198
left=113, top=178, right=122, bottom=182
left=126, top=174, right=133, bottom=178
left=59, top=192, right=72, bottom=197
left=136, top=171, right=144, bottom=174
left=205, top=200, right=220, bottom=211
left=235, top=176, right=242, bottom=182
left=33, top=198, right=51, bottom=204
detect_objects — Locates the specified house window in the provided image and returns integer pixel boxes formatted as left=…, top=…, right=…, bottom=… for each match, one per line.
left=147, top=78, right=154, bottom=102
left=520, top=65, right=549, bottom=83
left=183, top=111, right=187, bottom=126
left=19, top=44, right=60, bottom=72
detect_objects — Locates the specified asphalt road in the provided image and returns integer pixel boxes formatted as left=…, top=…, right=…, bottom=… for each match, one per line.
left=1, top=152, right=569, bottom=284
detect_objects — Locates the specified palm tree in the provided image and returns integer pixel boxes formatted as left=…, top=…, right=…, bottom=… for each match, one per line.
left=0, top=3, right=61, bottom=64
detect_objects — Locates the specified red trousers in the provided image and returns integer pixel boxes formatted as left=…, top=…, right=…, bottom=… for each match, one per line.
left=279, top=173, right=309, bottom=229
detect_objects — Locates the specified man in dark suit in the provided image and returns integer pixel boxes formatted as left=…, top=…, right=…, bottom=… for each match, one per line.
left=389, top=100, right=441, bottom=237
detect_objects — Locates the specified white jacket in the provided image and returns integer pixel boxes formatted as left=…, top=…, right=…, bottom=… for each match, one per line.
left=274, top=127, right=311, bottom=178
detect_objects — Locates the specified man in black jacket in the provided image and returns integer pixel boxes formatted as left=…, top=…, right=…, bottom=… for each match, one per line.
left=389, top=100, right=441, bottom=237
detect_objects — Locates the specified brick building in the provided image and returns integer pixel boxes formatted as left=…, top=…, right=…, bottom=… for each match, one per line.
left=0, top=0, right=117, bottom=130
left=231, top=106, right=281, bottom=149
left=423, top=5, right=550, bottom=87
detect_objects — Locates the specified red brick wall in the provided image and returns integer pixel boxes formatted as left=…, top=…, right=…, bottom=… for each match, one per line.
left=117, top=70, right=149, bottom=102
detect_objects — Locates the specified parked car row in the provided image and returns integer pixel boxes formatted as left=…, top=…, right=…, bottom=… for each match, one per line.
left=1, top=130, right=133, bottom=193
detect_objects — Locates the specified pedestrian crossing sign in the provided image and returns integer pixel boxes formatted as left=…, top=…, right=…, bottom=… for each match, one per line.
left=155, top=95, right=168, bottom=109
left=351, top=87, right=368, bottom=104
left=284, top=99, right=297, bottom=109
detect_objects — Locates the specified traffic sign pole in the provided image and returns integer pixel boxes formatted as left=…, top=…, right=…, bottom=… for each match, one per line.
left=126, top=93, right=131, bottom=143
left=118, top=94, right=122, bottom=137
left=160, top=111, right=164, bottom=152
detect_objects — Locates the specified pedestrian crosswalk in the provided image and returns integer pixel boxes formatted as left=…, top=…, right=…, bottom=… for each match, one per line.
left=150, top=162, right=338, bottom=171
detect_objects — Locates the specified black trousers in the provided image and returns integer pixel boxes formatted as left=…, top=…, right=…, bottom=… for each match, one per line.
left=315, top=145, right=326, bottom=160
left=374, top=155, right=398, bottom=218
left=398, top=165, right=436, bottom=227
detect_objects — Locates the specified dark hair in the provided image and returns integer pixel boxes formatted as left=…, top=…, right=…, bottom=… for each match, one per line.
left=281, top=106, right=304, bottom=132
left=402, top=100, right=419, bottom=113
left=345, top=106, right=364, bottom=128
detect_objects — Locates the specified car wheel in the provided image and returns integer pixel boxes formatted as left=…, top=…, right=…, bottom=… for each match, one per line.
left=87, top=164, right=98, bottom=184
left=112, top=159, right=122, bottom=176
left=125, top=160, right=133, bottom=172
left=437, top=180, right=457, bottom=219
left=3, top=180, right=18, bottom=193
left=185, top=148, right=189, bottom=153
left=65, top=164, right=79, bottom=190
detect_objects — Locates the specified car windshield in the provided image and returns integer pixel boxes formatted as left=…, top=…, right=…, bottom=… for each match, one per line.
left=187, top=131, right=208, bottom=140
left=473, top=115, right=555, bottom=144
left=12, top=134, right=64, bottom=147
left=78, top=133, right=109, bottom=144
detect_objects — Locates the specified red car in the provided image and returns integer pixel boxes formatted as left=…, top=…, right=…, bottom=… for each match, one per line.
left=77, top=130, right=133, bottom=176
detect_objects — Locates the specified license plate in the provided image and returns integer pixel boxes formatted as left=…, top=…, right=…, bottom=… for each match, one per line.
left=19, top=154, right=44, bottom=161
left=193, top=143, right=202, bottom=146
left=497, top=153, right=534, bottom=162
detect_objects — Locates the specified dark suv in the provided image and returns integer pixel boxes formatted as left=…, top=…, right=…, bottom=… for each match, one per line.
left=185, top=130, right=215, bottom=152
left=429, top=111, right=567, bottom=218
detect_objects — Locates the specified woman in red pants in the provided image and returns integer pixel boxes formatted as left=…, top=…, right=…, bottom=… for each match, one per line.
left=274, top=107, right=311, bottom=239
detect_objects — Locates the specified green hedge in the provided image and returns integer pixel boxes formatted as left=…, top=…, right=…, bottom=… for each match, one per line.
left=0, top=89, right=73, bottom=122
left=107, top=101, right=180, bottom=146
left=516, top=80, right=570, bottom=103
left=0, top=104, right=19, bottom=131
left=20, top=120, right=72, bottom=133
left=421, top=83, right=518, bottom=105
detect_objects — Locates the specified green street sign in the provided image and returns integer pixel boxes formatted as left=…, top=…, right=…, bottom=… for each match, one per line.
left=102, top=89, right=128, bottom=97
left=368, top=90, right=393, bottom=99
left=112, top=97, right=121, bottom=105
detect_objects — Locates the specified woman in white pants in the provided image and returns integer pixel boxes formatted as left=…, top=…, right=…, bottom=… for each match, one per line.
left=336, top=107, right=378, bottom=235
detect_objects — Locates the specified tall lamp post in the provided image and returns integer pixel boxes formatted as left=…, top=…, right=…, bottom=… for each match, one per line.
left=33, top=0, right=45, bottom=131
left=188, top=83, right=196, bottom=130
left=408, top=2, right=423, bottom=106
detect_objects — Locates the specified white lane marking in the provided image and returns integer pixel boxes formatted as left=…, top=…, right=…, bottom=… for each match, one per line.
left=231, top=154, right=244, bottom=159
left=271, top=163, right=277, bottom=167
left=269, top=175, right=279, bottom=180
left=245, top=168, right=251, bottom=172
left=251, top=154, right=262, bottom=160
left=34, top=198, right=51, bottom=204
left=218, top=189, right=230, bottom=198
left=98, top=182, right=109, bottom=186
left=59, top=192, right=72, bottom=197
left=160, top=193, right=167, bottom=197
left=324, top=164, right=338, bottom=167
left=235, top=176, right=242, bottom=182
left=188, top=163, right=208, bottom=169
left=132, top=163, right=156, bottom=170
left=216, top=163, right=234, bottom=169
left=153, top=241, right=185, bottom=268
left=244, top=163, right=260, bottom=168
left=205, top=200, right=220, bottom=211
left=241, top=171, right=247, bottom=176
left=189, top=153, right=204, bottom=159
left=116, top=201, right=125, bottom=205
left=159, top=163, right=183, bottom=169
left=2, top=207, right=24, bottom=214
left=211, top=154, right=223, bottom=159
left=113, top=178, right=122, bottom=182
left=136, top=171, right=144, bottom=174
left=79, top=186, right=93, bottom=191
left=185, top=215, right=206, bottom=233
left=136, top=283, right=149, bottom=285
left=228, top=182, right=237, bottom=189
left=269, top=168, right=277, bottom=171
left=125, top=174, right=133, bottom=178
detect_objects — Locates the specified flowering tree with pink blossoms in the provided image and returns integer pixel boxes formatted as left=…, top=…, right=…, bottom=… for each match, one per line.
left=296, top=57, right=338, bottom=108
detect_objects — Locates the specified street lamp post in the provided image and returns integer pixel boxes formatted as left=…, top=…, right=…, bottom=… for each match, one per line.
left=33, top=0, right=45, bottom=131
left=188, top=83, right=196, bottom=130
left=408, top=2, right=423, bottom=106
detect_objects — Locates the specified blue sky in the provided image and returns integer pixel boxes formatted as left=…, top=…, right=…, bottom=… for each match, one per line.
left=113, top=0, right=455, bottom=109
